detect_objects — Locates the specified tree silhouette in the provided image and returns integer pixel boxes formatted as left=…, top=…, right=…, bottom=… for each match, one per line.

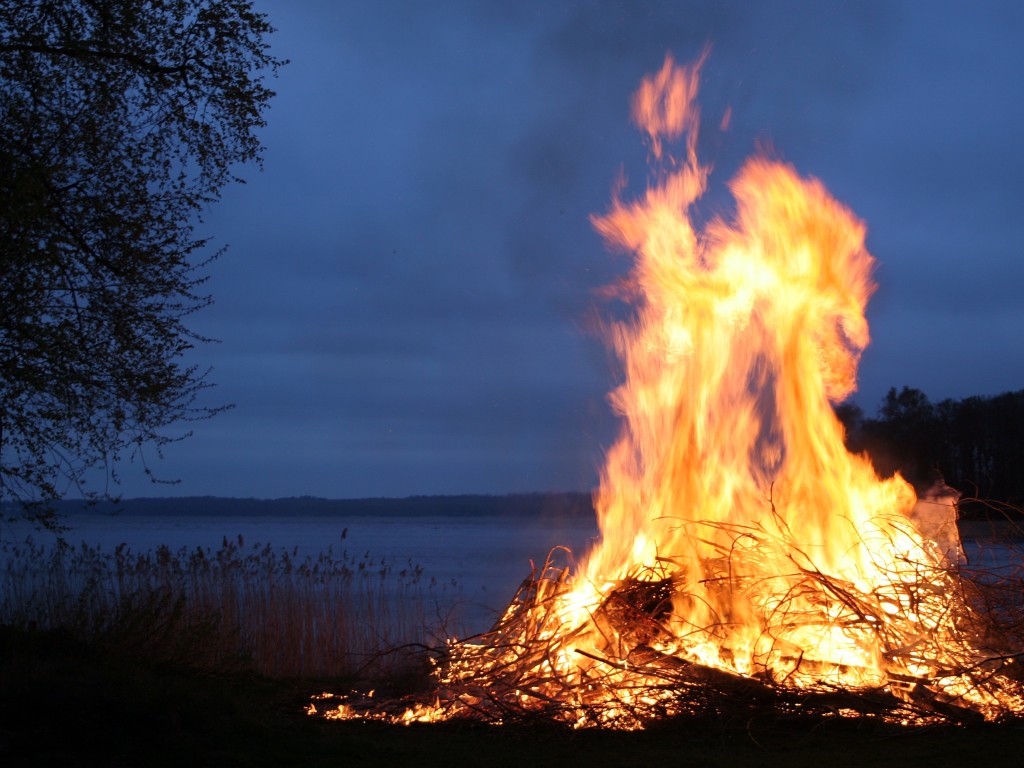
left=0, top=1, right=284, bottom=518
left=852, top=387, right=1024, bottom=516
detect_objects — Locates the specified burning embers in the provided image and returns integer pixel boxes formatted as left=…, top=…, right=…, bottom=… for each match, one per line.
left=314, top=56, right=1024, bottom=727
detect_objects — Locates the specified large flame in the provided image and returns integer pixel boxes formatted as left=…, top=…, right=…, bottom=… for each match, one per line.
left=582, top=53, right=921, bottom=683
left=318, top=55, right=1022, bottom=728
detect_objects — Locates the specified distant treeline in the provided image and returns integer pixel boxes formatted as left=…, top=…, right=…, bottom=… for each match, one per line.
left=838, top=387, right=1024, bottom=517
left=18, top=492, right=597, bottom=520
left=7, top=387, right=1022, bottom=522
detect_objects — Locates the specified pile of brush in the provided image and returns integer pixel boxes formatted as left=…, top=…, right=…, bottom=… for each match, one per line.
left=317, top=540, right=1024, bottom=729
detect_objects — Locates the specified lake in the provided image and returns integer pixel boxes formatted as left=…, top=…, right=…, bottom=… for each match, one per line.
left=2, top=511, right=1019, bottom=634
left=0, top=512, right=600, bottom=633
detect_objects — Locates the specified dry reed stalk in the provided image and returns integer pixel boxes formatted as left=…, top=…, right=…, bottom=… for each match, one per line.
left=0, top=535, right=462, bottom=678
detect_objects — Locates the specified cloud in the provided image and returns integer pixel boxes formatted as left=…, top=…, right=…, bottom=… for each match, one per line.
left=110, top=0, right=1024, bottom=498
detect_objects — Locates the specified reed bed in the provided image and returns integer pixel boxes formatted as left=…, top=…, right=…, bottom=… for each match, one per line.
left=0, top=534, right=462, bottom=679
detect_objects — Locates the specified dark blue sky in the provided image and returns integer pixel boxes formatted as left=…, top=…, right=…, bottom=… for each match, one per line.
left=122, top=0, right=1024, bottom=499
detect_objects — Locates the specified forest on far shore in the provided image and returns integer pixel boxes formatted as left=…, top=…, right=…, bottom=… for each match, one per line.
left=838, top=387, right=1024, bottom=517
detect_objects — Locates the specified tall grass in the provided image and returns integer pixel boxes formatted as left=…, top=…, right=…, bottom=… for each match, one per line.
left=0, top=534, right=462, bottom=679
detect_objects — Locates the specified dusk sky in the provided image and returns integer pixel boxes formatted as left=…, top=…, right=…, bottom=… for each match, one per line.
left=119, top=1, right=1024, bottom=500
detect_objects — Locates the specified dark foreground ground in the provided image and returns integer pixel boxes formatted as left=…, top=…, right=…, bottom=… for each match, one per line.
left=2, top=626, right=1024, bottom=768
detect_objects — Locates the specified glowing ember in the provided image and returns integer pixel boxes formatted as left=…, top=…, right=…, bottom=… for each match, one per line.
left=317, top=55, right=1024, bottom=728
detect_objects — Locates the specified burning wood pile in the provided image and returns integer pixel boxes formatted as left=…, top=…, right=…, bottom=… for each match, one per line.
left=318, top=531, right=1023, bottom=728
left=312, top=55, right=1024, bottom=729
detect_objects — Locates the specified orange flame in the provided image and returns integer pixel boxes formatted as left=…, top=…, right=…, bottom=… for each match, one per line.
left=319, top=55, right=1023, bottom=727
left=579, top=53, right=932, bottom=684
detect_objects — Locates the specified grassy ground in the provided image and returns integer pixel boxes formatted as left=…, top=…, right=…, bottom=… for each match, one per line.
left=3, top=625, right=1024, bottom=768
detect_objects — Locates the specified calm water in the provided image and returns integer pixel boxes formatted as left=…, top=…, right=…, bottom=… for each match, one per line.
left=0, top=513, right=600, bottom=631
left=3, top=513, right=1018, bottom=633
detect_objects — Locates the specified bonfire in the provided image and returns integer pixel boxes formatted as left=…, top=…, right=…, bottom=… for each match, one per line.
left=313, top=55, right=1024, bottom=728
